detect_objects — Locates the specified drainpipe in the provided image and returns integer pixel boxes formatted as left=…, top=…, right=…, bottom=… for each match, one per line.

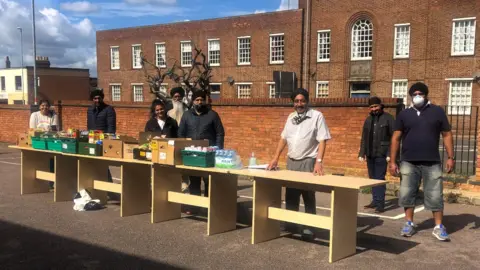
left=302, top=0, right=312, bottom=90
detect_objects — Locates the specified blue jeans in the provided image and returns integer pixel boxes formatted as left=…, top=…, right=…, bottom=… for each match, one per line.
left=399, top=161, right=443, bottom=211
left=366, top=157, right=387, bottom=207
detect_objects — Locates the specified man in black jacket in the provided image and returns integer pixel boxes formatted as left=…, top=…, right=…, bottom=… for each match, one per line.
left=87, top=89, right=116, bottom=133
left=178, top=90, right=225, bottom=210
left=87, top=89, right=117, bottom=185
left=358, top=97, right=395, bottom=213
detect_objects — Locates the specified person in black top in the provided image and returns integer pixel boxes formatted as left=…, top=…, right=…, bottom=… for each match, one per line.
left=359, top=97, right=395, bottom=213
left=87, top=89, right=116, bottom=133
left=178, top=90, right=225, bottom=214
left=390, top=82, right=454, bottom=241
left=144, top=99, right=178, bottom=138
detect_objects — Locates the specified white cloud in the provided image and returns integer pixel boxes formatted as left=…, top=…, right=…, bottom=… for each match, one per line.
left=277, top=0, right=298, bottom=11
left=0, top=0, right=97, bottom=75
left=94, top=2, right=186, bottom=18
left=254, top=10, right=266, bottom=14
left=60, top=1, right=99, bottom=13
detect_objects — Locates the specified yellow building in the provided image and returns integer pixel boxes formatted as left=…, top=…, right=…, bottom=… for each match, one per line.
left=0, top=67, right=28, bottom=104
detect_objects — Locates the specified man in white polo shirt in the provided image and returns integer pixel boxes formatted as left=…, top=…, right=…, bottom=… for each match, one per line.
left=267, top=88, right=331, bottom=239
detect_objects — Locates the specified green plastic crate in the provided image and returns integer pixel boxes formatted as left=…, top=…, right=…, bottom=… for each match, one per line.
left=47, top=139, right=63, bottom=152
left=78, top=142, right=103, bottom=156
left=31, top=137, right=48, bottom=150
left=61, top=139, right=78, bottom=154
left=181, top=150, right=215, bottom=168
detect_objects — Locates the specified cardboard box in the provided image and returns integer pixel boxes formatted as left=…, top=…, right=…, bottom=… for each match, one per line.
left=17, top=133, right=30, bottom=147
left=139, top=132, right=165, bottom=145
left=133, top=148, right=152, bottom=161
left=103, top=136, right=138, bottom=159
left=123, top=143, right=138, bottom=160
left=151, top=138, right=209, bottom=165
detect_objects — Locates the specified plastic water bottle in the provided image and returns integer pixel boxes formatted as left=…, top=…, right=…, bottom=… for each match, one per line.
left=249, top=152, right=257, bottom=167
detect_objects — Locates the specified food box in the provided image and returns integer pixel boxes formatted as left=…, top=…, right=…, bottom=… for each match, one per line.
left=151, top=138, right=209, bottom=165
left=17, top=133, right=30, bottom=147
left=181, top=150, right=216, bottom=168
left=133, top=148, right=152, bottom=161
left=103, top=136, right=138, bottom=158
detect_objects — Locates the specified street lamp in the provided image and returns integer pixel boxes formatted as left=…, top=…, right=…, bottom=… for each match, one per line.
left=17, top=27, right=25, bottom=105
left=31, top=0, right=38, bottom=105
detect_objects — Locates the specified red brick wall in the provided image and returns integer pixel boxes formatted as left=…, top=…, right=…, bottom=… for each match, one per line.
left=96, top=10, right=304, bottom=102
left=0, top=105, right=30, bottom=142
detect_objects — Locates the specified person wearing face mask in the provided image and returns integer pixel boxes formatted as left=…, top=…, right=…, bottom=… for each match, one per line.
left=178, top=90, right=225, bottom=214
left=144, top=99, right=178, bottom=137
left=267, top=88, right=331, bottom=239
left=390, top=82, right=454, bottom=241
left=358, top=97, right=395, bottom=213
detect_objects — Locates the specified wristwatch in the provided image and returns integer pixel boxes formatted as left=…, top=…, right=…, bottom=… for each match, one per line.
left=448, top=156, right=455, bottom=161
left=317, top=158, right=323, bottom=163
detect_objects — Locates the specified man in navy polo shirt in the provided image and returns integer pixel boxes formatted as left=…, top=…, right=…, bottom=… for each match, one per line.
left=389, top=82, right=454, bottom=241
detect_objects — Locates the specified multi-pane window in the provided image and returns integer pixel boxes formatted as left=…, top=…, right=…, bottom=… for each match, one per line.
left=448, top=80, right=473, bottom=115
left=210, top=83, right=221, bottom=100
left=238, top=37, right=251, bottom=65
left=267, top=82, right=276, bottom=98
left=111, top=85, right=121, bottom=101
left=237, top=84, right=251, bottom=99
left=15, top=76, right=22, bottom=91
left=181, top=41, right=192, bottom=67
left=208, top=39, right=220, bottom=66
left=270, top=34, right=285, bottom=64
left=110, top=46, right=120, bottom=69
left=316, top=81, right=329, bottom=98
left=317, top=30, right=331, bottom=62
left=1, top=76, right=5, bottom=91
left=132, top=45, right=142, bottom=69
left=155, top=43, right=166, bottom=68
left=133, top=85, right=143, bottom=102
left=351, top=19, right=373, bottom=60
left=452, top=18, right=476, bottom=56
left=392, top=80, right=408, bottom=105
left=160, top=84, right=168, bottom=94
left=394, top=24, right=410, bottom=58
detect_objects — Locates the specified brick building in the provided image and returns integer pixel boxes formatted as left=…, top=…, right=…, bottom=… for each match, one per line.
left=96, top=0, right=479, bottom=108
left=0, top=56, right=91, bottom=105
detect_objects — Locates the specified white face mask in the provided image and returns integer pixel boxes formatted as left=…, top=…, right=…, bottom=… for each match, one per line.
left=412, top=95, right=425, bottom=107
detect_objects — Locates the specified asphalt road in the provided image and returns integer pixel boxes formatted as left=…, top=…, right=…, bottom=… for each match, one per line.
left=0, top=144, right=479, bottom=270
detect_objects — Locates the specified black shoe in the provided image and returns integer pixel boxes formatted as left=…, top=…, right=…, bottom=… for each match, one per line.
left=374, top=207, right=385, bottom=213
left=301, top=228, right=315, bottom=241
left=364, top=202, right=376, bottom=209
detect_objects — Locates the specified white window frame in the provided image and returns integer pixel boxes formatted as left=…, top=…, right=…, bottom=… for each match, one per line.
left=181, top=41, right=192, bottom=67
left=132, top=83, right=144, bottom=102
left=208, top=39, right=220, bottom=67
left=155, top=42, right=167, bottom=68
left=210, top=82, right=222, bottom=99
left=316, top=81, right=329, bottom=98
left=235, top=82, right=252, bottom=99
left=238, top=36, right=251, bottom=65
left=131, top=44, right=142, bottom=69
left=269, top=33, right=285, bottom=64
left=451, top=17, right=476, bottom=56
left=110, top=46, right=120, bottom=70
left=110, top=84, right=121, bottom=102
left=317, top=30, right=331, bottom=62
left=446, top=78, right=473, bottom=115
left=351, top=19, right=373, bottom=61
left=391, top=79, right=409, bottom=105
left=266, top=82, right=276, bottom=98
left=393, top=23, right=410, bottom=59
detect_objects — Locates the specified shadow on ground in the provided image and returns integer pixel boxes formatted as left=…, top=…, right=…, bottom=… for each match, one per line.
left=416, top=214, right=480, bottom=233
left=0, top=220, right=185, bottom=270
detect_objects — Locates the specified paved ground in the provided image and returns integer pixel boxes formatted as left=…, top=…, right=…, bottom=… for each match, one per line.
left=0, top=144, right=479, bottom=269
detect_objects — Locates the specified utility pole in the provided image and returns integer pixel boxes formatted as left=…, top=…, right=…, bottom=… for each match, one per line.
left=31, top=0, right=38, bottom=105
left=17, top=27, right=25, bottom=105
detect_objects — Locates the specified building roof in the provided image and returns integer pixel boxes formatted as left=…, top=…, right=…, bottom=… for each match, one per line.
left=0, top=66, right=89, bottom=72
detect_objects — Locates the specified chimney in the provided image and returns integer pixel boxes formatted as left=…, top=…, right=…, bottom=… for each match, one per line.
left=35, top=56, right=50, bottom=68
left=5, top=56, right=11, bottom=68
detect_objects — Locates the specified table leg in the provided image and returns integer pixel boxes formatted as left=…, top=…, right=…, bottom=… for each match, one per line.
left=54, top=155, right=78, bottom=202
left=77, top=158, right=108, bottom=204
left=251, top=177, right=282, bottom=244
left=21, top=151, right=51, bottom=195
left=151, top=165, right=181, bottom=223
left=329, top=187, right=358, bottom=263
left=207, top=174, right=238, bottom=236
left=121, top=163, right=151, bottom=217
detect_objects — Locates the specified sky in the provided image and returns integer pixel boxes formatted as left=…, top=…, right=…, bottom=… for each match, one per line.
left=0, top=0, right=299, bottom=77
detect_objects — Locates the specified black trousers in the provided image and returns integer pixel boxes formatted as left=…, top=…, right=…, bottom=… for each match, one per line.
left=189, top=176, right=209, bottom=197
left=285, top=157, right=317, bottom=215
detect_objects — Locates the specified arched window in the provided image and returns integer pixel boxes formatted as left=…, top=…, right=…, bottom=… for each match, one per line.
left=351, top=19, right=373, bottom=60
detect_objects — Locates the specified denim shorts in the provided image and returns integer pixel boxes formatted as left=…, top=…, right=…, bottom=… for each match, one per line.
left=399, top=161, right=444, bottom=211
